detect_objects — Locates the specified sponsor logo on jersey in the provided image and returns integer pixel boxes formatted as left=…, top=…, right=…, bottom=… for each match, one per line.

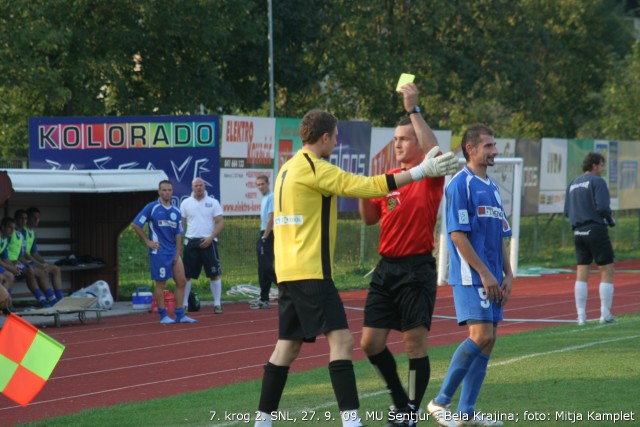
left=477, top=206, right=511, bottom=232
left=274, top=215, right=303, bottom=226
left=158, top=220, right=178, bottom=228
left=477, top=206, right=504, bottom=219
left=569, top=181, right=590, bottom=192
left=458, top=209, right=469, bottom=224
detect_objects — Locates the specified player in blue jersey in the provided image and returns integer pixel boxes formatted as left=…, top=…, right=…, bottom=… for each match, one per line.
left=427, top=124, right=513, bottom=427
left=132, top=180, right=197, bottom=324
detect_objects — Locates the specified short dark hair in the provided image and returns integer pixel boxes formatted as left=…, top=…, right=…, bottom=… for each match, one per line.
left=256, top=175, right=269, bottom=184
left=461, top=123, right=494, bottom=161
left=14, top=209, right=27, bottom=221
left=158, top=179, right=173, bottom=189
left=300, top=109, right=338, bottom=145
left=582, top=152, right=605, bottom=172
left=396, top=117, right=412, bottom=127
left=26, top=206, right=40, bottom=218
left=1, top=217, right=16, bottom=229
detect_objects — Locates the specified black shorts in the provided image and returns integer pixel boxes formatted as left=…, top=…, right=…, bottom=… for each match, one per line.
left=364, top=253, right=437, bottom=332
left=183, top=238, right=222, bottom=279
left=574, top=224, right=615, bottom=266
left=278, top=279, right=349, bottom=342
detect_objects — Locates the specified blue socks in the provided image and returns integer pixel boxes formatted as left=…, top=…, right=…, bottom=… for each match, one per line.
left=32, top=288, right=44, bottom=300
left=456, top=353, right=490, bottom=415
left=54, top=289, right=64, bottom=300
left=158, top=307, right=169, bottom=319
left=434, top=338, right=482, bottom=405
left=45, top=288, right=56, bottom=302
left=175, top=307, right=185, bottom=320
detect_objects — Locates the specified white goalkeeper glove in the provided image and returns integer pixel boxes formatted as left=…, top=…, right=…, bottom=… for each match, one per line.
left=409, top=146, right=459, bottom=181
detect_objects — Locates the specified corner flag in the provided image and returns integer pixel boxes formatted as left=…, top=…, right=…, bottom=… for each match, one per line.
left=0, top=313, right=65, bottom=406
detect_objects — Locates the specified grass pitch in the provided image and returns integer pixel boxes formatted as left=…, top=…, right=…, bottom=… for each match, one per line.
left=19, top=313, right=639, bottom=427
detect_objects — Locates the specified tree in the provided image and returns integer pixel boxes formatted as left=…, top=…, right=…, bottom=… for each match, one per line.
left=0, top=0, right=635, bottom=158
left=578, top=40, right=640, bottom=139
left=0, top=0, right=326, bottom=157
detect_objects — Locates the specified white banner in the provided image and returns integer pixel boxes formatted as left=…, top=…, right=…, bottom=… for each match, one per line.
left=494, top=138, right=516, bottom=217
left=220, top=116, right=276, bottom=216
left=539, top=138, right=568, bottom=214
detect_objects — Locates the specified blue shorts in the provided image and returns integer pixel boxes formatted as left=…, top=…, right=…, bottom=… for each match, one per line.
left=452, top=284, right=503, bottom=325
left=150, top=253, right=175, bottom=281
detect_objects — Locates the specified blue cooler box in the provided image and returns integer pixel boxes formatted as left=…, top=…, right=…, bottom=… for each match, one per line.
left=132, top=286, right=153, bottom=310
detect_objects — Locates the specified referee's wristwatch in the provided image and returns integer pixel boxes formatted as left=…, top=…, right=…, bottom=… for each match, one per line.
left=407, top=106, right=421, bottom=116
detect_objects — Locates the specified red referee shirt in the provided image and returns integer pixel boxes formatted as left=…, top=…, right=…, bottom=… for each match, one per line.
left=372, top=169, right=444, bottom=258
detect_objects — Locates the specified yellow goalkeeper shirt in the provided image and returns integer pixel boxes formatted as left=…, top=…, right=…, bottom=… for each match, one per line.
left=274, top=148, right=398, bottom=282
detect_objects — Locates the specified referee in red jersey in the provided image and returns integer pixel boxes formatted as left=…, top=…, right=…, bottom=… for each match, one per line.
left=359, top=82, right=446, bottom=426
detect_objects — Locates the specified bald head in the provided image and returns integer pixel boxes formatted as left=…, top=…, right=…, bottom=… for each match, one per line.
left=192, top=178, right=206, bottom=199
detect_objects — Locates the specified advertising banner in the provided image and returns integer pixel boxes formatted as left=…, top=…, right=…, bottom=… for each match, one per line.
left=618, top=140, right=640, bottom=209
left=608, top=140, right=619, bottom=204
left=594, top=140, right=620, bottom=210
left=331, top=121, right=372, bottom=212
left=515, top=139, right=541, bottom=216
left=494, top=138, right=516, bottom=217
left=274, top=118, right=302, bottom=176
left=538, top=138, right=568, bottom=214
left=28, top=115, right=220, bottom=205
left=370, top=128, right=453, bottom=176
left=220, top=116, right=275, bottom=216
left=566, top=139, right=593, bottom=186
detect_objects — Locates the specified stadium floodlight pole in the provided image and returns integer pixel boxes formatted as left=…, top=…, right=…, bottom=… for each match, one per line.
left=268, top=0, right=275, bottom=117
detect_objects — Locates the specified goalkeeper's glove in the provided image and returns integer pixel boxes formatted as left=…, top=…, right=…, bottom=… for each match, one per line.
left=409, top=146, right=459, bottom=181
left=605, top=216, right=616, bottom=227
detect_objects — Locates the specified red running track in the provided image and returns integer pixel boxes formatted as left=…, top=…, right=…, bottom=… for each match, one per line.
left=1, top=260, right=639, bottom=425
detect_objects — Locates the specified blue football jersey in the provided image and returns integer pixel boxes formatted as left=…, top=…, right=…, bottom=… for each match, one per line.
left=133, top=200, right=184, bottom=256
left=446, top=166, right=511, bottom=286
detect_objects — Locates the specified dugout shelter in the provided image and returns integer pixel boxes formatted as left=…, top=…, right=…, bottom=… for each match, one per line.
left=0, top=168, right=168, bottom=300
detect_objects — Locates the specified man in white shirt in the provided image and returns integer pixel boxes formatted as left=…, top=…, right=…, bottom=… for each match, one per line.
left=180, top=178, right=225, bottom=313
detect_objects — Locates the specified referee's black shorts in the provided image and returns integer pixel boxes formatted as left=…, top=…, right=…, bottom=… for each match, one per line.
left=574, top=224, right=614, bottom=266
left=364, top=253, right=437, bottom=332
left=278, top=279, right=349, bottom=343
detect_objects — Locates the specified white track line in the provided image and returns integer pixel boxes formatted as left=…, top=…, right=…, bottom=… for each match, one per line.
left=211, top=333, right=640, bottom=427
left=2, top=289, right=638, bottom=417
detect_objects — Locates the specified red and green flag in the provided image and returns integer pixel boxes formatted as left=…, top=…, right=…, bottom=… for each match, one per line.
left=0, top=313, right=65, bottom=406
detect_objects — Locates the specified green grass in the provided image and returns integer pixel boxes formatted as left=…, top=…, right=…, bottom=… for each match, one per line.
left=117, top=211, right=640, bottom=302
left=20, top=313, right=640, bottom=427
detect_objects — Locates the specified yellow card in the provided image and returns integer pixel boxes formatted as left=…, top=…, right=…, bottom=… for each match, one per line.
left=396, top=73, right=415, bottom=91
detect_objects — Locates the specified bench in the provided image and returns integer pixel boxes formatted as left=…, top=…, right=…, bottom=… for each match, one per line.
left=14, top=297, right=105, bottom=327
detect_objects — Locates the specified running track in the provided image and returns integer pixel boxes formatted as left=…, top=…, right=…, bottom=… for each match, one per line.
left=1, top=261, right=639, bottom=425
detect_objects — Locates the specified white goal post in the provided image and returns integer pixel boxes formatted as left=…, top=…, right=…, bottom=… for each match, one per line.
left=437, top=157, right=524, bottom=285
